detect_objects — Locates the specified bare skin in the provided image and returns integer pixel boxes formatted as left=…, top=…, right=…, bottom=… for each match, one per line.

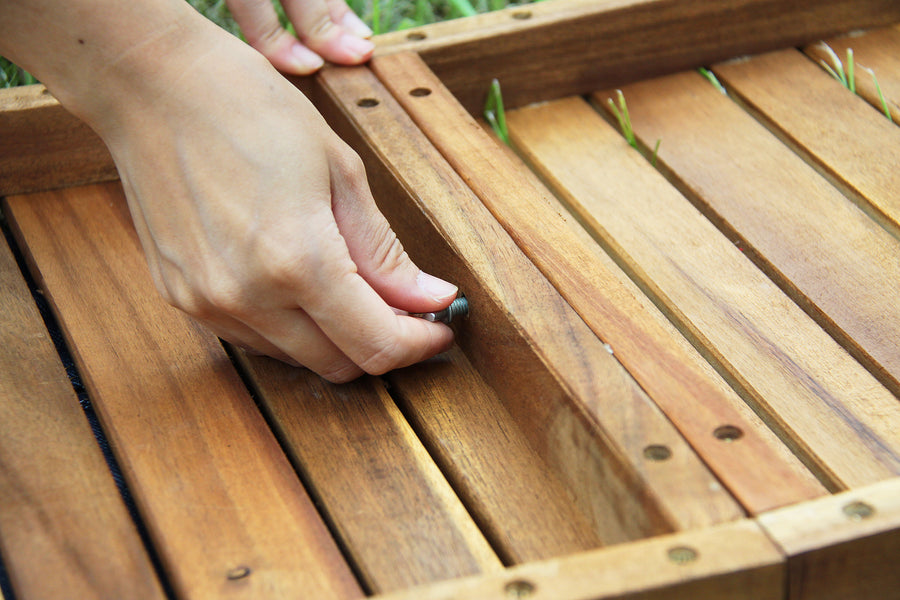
left=0, top=0, right=457, bottom=382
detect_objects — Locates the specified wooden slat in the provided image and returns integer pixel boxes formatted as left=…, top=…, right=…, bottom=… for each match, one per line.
left=233, top=352, right=503, bottom=593
left=0, top=85, right=115, bottom=196
left=386, top=347, right=605, bottom=562
left=303, top=65, right=744, bottom=544
left=804, top=26, right=900, bottom=127
left=507, top=96, right=900, bottom=490
left=374, top=519, right=784, bottom=600
left=0, top=233, right=164, bottom=599
left=3, top=183, right=363, bottom=600
left=371, top=51, right=826, bottom=515
left=758, top=477, right=900, bottom=600
left=373, top=0, right=900, bottom=115
left=604, top=66, right=900, bottom=399
left=713, top=49, right=900, bottom=240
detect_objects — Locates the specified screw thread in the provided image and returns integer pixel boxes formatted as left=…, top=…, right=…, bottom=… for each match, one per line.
left=445, top=296, right=469, bottom=323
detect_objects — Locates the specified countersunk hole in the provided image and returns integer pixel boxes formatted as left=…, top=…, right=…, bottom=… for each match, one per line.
left=407, top=31, right=427, bottom=41
left=511, top=10, right=532, bottom=20
left=713, top=425, right=744, bottom=442
left=843, top=501, right=875, bottom=521
left=643, top=444, right=672, bottom=461
left=226, top=566, right=252, bottom=580
left=667, top=546, right=699, bottom=565
left=357, top=97, right=380, bottom=108
left=504, top=579, right=536, bottom=597
left=409, top=87, right=432, bottom=97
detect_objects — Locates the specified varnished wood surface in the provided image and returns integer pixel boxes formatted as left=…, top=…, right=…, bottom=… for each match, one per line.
left=0, top=234, right=164, bottom=599
left=309, top=64, right=744, bottom=543
left=233, top=352, right=503, bottom=593
left=371, top=51, right=826, bottom=515
left=375, top=520, right=784, bottom=600
left=386, top=347, right=606, bottom=562
left=637, top=58, right=900, bottom=398
left=374, top=0, right=900, bottom=115
left=508, top=96, right=900, bottom=490
left=4, top=184, right=363, bottom=600
left=759, top=478, right=900, bottom=600
left=0, top=85, right=115, bottom=196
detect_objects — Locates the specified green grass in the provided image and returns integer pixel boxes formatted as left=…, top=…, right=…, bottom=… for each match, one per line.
left=483, top=78, right=510, bottom=145
left=607, top=89, right=661, bottom=166
left=1, top=0, right=531, bottom=88
left=817, top=41, right=892, bottom=122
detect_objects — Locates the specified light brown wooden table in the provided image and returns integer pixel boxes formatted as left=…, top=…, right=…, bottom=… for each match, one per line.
left=2, top=1, right=899, bottom=599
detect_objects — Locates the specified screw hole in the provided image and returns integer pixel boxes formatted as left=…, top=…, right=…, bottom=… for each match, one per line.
left=226, top=566, right=252, bottom=580
left=643, top=444, right=672, bottom=461
left=511, top=10, right=532, bottom=20
left=843, top=501, right=875, bottom=521
left=713, top=425, right=743, bottom=442
left=667, top=546, right=699, bottom=564
left=357, top=98, right=379, bottom=108
left=406, top=31, right=427, bottom=41
left=504, top=579, right=536, bottom=597
left=409, top=87, right=432, bottom=97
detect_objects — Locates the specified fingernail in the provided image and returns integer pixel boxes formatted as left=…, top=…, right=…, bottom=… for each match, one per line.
left=340, top=33, right=375, bottom=61
left=342, top=12, right=373, bottom=38
left=290, top=43, right=324, bottom=72
left=417, top=272, right=458, bottom=302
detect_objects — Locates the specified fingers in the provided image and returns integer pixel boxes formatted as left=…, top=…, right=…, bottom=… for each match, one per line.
left=226, top=0, right=372, bottom=75
left=329, top=148, right=459, bottom=312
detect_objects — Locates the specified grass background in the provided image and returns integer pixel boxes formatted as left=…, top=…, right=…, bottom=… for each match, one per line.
left=1, top=0, right=531, bottom=88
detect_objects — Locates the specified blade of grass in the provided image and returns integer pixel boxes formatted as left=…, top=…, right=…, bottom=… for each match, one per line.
left=862, top=65, right=893, bottom=122
left=484, top=78, right=510, bottom=145
left=448, top=0, right=478, bottom=17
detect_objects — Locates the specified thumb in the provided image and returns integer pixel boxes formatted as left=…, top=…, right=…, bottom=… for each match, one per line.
left=330, top=154, right=458, bottom=312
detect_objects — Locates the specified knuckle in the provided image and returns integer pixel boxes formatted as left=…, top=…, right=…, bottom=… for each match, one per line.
left=203, top=277, right=252, bottom=317
left=356, top=340, right=404, bottom=376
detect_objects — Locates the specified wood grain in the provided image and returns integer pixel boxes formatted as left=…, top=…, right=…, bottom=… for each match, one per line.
left=386, top=347, right=605, bottom=562
left=804, top=26, right=900, bottom=128
left=233, top=352, right=503, bottom=593
left=373, top=0, right=900, bottom=115
left=374, top=519, right=784, bottom=600
left=371, top=51, right=825, bottom=516
left=304, top=65, right=744, bottom=543
left=714, top=49, right=900, bottom=239
left=0, top=85, right=115, bottom=196
left=604, top=66, right=900, bottom=403
left=0, top=233, right=164, bottom=599
left=758, top=477, right=900, bottom=600
left=507, top=96, right=900, bottom=490
left=3, top=183, right=363, bottom=600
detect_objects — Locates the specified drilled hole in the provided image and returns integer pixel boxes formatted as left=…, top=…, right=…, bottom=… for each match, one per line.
left=357, top=98, right=379, bottom=108
left=512, top=10, right=532, bottom=20
left=226, top=566, right=252, bottom=580
left=406, top=31, right=427, bottom=41
left=843, top=501, right=875, bottom=521
left=667, top=546, right=699, bottom=565
left=713, top=425, right=743, bottom=442
left=409, top=87, right=432, bottom=97
left=504, top=579, right=536, bottom=598
left=643, top=444, right=672, bottom=461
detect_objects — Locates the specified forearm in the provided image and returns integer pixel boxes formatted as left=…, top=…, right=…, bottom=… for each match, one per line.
left=0, top=0, right=227, bottom=133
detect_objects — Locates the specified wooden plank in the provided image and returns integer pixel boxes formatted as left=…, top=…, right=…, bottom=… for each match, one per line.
left=507, top=96, right=900, bottom=490
left=759, top=477, right=900, bottom=600
left=713, top=49, right=900, bottom=239
left=371, top=51, right=826, bottom=516
left=374, top=519, right=784, bottom=600
left=3, top=183, right=363, bottom=600
left=303, top=65, right=744, bottom=544
left=0, top=85, right=115, bottom=196
left=604, top=66, right=900, bottom=400
left=386, top=347, right=606, bottom=562
left=232, top=351, right=503, bottom=593
left=373, top=0, right=900, bottom=115
left=0, top=234, right=164, bottom=599
left=804, top=26, right=900, bottom=128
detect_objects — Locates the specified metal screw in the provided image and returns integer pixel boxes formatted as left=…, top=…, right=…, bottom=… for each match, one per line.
left=411, top=295, right=469, bottom=324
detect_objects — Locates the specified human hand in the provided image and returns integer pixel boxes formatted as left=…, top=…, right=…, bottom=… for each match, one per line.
left=226, top=0, right=375, bottom=74
left=95, top=27, right=456, bottom=382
